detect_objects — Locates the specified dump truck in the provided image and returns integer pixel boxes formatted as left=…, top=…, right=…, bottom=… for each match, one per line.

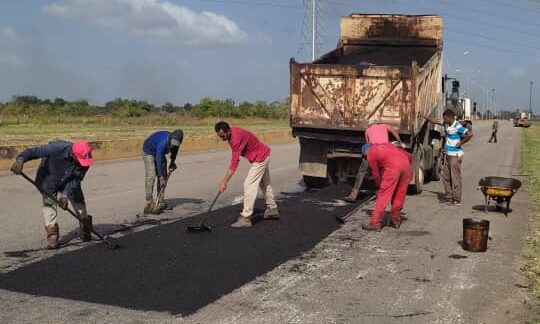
left=289, top=14, right=445, bottom=194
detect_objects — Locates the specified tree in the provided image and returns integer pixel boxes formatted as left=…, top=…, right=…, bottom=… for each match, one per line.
left=162, top=102, right=175, bottom=113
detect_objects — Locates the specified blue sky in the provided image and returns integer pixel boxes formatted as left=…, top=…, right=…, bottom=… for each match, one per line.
left=0, top=0, right=539, bottom=113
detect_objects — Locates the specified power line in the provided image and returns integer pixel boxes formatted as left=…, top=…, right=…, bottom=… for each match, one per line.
left=476, top=0, right=540, bottom=16
left=187, top=0, right=303, bottom=9
left=323, top=0, right=540, bottom=53
left=447, top=27, right=540, bottom=52
left=445, top=35, right=539, bottom=58
left=436, top=0, right=540, bottom=29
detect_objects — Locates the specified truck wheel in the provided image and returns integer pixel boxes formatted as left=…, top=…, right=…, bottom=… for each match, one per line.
left=430, top=155, right=441, bottom=181
left=410, top=148, right=425, bottom=195
left=303, top=175, right=329, bottom=189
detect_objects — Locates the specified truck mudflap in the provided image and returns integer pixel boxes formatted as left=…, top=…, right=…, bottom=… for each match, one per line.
left=298, top=137, right=327, bottom=178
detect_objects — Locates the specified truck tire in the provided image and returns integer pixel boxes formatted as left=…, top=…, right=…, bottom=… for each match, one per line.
left=303, top=175, right=329, bottom=189
left=409, top=147, right=425, bottom=195
left=430, top=155, right=441, bottom=181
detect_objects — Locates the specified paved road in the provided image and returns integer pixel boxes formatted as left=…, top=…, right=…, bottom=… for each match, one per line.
left=0, top=122, right=537, bottom=323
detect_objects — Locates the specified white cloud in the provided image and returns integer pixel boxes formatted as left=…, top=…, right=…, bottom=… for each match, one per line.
left=43, top=0, right=253, bottom=46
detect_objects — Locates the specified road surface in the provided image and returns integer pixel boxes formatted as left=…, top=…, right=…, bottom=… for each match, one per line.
left=0, top=122, right=537, bottom=323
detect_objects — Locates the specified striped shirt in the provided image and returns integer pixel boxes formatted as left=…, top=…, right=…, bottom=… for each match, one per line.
left=444, top=120, right=468, bottom=157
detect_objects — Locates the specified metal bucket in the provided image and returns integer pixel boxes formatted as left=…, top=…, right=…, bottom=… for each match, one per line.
left=462, top=218, right=490, bottom=252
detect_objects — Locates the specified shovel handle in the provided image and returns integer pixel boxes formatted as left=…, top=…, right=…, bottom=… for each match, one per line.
left=154, top=168, right=174, bottom=209
left=207, top=191, right=221, bottom=215
left=19, top=172, right=109, bottom=243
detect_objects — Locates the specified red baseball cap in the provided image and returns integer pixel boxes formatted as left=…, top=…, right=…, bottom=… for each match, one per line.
left=72, top=140, right=94, bottom=167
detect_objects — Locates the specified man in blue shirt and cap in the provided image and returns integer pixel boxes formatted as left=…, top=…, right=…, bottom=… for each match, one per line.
left=142, top=129, right=183, bottom=214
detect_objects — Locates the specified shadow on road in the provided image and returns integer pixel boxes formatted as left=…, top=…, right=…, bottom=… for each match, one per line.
left=471, top=204, right=513, bottom=215
left=0, top=185, right=357, bottom=316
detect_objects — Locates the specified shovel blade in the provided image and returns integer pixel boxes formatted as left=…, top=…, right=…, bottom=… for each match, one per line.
left=103, top=236, right=120, bottom=249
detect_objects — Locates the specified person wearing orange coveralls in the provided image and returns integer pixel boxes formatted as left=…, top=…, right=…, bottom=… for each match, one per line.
left=361, top=142, right=412, bottom=231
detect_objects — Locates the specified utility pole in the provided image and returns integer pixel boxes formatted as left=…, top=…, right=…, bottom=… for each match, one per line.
left=312, top=0, right=316, bottom=61
left=491, top=88, right=495, bottom=119
left=300, top=0, right=324, bottom=62
left=530, top=81, right=534, bottom=114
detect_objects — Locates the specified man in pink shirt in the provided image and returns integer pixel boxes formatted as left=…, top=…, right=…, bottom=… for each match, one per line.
left=215, top=121, right=279, bottom=228
left=365, top=120, right=403, bottom=145
left=343, top=120, right=404, bottom=202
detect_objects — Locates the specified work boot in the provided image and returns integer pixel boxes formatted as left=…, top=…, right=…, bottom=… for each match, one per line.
left=45, top=224, right=60, bottom=249
left=79, top=215, right=93, bottom=242
left=361, top=222, right=382, bottom=231
left=343, top=189, right=359, bottom=203
left=231, top=216, right=252, bottom=228
left=263, top=207, right=280, bottom=220
left=388, top=220, right=401, bottom=229
left=143, top=202, right=153, bottom=214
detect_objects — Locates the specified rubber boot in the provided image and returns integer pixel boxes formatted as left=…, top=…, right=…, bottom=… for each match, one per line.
left=45, top=224, right=60, bottom=249
left=361, top=222, right=382, bottom=231
left=263, top=207, right=280, bottom=220
left=231, top=216, right=252, bottom=228
left=343, top=189, right=359, bottom=203
left=79, top=215, right=93, bottom=242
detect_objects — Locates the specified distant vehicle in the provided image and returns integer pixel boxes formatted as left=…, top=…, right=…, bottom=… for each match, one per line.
left=514, top=111, right=531, bottom=127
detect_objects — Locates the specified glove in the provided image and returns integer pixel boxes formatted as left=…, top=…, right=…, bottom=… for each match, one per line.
left=58, top=196, right=69, bottom=210
left=168, top=162, right=177, bottom=172
left=10, top=161, right=24, bottom=175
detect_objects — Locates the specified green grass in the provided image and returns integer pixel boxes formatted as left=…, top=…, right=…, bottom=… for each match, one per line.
left=521, top=122, right=540, bottom=302
left=0, top=117, right=289, bottom=146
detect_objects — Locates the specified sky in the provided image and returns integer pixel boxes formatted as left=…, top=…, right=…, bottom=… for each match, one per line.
left=0, top=0, right=539, bottom=113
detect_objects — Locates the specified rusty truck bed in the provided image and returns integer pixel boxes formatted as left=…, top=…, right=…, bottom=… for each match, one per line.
left=317, top=45, right=437, bottom=67
left=290, top=14, right=443, bottom=137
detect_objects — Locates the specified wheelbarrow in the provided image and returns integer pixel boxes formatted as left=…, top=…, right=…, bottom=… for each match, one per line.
left=478, top=176, right=521, bottom=216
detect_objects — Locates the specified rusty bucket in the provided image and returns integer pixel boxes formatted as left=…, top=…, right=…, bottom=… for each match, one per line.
left=462, top=218, right=490, bottom=252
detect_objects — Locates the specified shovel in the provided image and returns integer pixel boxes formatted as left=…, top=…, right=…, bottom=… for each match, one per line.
left=149, top=169, right=174, bottom=214
left=186, top=191, right=221, bottom=233
left=20, top=172, right=120, bottom=249
left=336, top=194, right=376, bottom=224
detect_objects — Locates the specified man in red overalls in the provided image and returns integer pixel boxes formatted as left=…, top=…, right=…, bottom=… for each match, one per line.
left=361, top=143, right=412, bottom=231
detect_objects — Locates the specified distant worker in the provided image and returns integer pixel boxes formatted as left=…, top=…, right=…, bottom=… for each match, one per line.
left=215, top=121, right=279, bottom=228
left=142, top=129, right=183, bottom=214
left=424, top=109, right=473, bottom=205
left=361, top=143, right=412, bottom=231
left=343, top=119, right=404, bottom=203
left=488, top=119, right=498, bottom=143
left=10, top=140, right=95, bottom=249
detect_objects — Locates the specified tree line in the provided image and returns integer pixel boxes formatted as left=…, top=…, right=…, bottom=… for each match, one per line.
left=0, top=96, right=289, bottom=119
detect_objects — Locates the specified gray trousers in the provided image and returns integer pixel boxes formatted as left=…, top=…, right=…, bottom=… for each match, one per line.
left=442, top=155, right=462, bottom=203
left=143, top=155, right=165, bottom=205
left=42, top=188, right=87, bottom=227
left=352, top=158, right=369, bottom=190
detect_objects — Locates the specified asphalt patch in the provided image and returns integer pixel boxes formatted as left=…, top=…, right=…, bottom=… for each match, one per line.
left=0, top=185, right=356, bottom=316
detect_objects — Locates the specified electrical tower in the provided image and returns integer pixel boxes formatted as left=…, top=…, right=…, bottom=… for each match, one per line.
left=299, top=0, right=325, bottom=62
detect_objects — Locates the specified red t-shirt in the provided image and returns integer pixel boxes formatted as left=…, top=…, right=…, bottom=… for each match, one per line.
left=228, top=127, right=270, bottom=172
left=365, top=123, right=390, bottom=144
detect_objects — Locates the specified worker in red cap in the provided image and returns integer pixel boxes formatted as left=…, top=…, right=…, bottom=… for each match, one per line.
left=10, top=140, right=95, bottom=249
left=361, top=142, right=412, bottom=231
